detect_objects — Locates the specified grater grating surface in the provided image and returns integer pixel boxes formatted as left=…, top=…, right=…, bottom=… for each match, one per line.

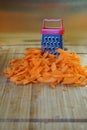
left=41, top=19, right=64, bottom=54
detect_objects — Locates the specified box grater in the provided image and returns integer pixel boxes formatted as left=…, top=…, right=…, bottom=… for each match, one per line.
left=41, top=19, right=64, bottom=54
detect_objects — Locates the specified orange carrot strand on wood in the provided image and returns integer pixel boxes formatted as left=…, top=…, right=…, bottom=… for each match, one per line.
left=4, top=48, right=87, bottom=88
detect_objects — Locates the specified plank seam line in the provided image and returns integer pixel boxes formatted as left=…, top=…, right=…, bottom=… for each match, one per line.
left=0, top=118, right=87, bottom=123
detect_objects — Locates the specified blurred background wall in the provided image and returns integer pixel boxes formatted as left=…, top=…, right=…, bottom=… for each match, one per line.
left=0, top=0, right=87, bottom=44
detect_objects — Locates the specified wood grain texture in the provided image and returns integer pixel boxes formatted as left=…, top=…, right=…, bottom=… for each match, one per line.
left=0, top=35, right=87, bottom=130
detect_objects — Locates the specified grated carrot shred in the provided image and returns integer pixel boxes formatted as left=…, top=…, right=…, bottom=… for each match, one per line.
left=4, top=48, right=87, bottom=88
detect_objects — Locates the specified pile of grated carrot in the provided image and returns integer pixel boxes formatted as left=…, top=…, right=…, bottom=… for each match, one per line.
left=4, top=48, right=87, bottom=88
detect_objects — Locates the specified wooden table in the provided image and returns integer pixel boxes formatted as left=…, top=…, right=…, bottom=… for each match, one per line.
left=0, top=33, right=87, bottom=130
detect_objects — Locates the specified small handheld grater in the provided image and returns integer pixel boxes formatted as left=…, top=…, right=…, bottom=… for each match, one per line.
left=41, top=18, right=64, bottom=54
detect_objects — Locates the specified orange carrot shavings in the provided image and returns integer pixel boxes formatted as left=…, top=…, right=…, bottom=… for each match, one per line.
left=4, top=48, right=87, bottom=88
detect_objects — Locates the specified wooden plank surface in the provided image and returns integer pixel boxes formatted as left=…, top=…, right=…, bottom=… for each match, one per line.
left=0, top=1, right=87, bottom=129
left=0, top=33, right=87, bottom=130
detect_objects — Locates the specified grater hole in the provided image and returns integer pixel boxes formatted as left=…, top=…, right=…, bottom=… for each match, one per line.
left=44, top=37, right=47, bottom=42
left=58, top=41, right=60, bottom=44
left=56, top=37, right=59, bottom=42
left=52, top=37, right=55, bottom=42
left=51, top=42, right=53, bottom=46
left=58, top=42, right=60, bottom=46
left=43, top=43, right=46, bottom=46
left=48, top=37, right=51, bottom=41
left=52, top=47, right=55, bottom=51
left=47, top=42, right=50, bottom=46
left=48, top=47, right=51, bottom=51
left=54, top=52, right=57, bottom=55
left=44, top=47, right=47, bottom=51
left=54, top=43, right=57, bottom=47
left=46, top=48, right=48, bottom=51
left=58, top=42, right=62, bottom=48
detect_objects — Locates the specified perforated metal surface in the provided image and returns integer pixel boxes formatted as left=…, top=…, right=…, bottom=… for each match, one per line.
left=41, top=34, right=63, bottom=54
